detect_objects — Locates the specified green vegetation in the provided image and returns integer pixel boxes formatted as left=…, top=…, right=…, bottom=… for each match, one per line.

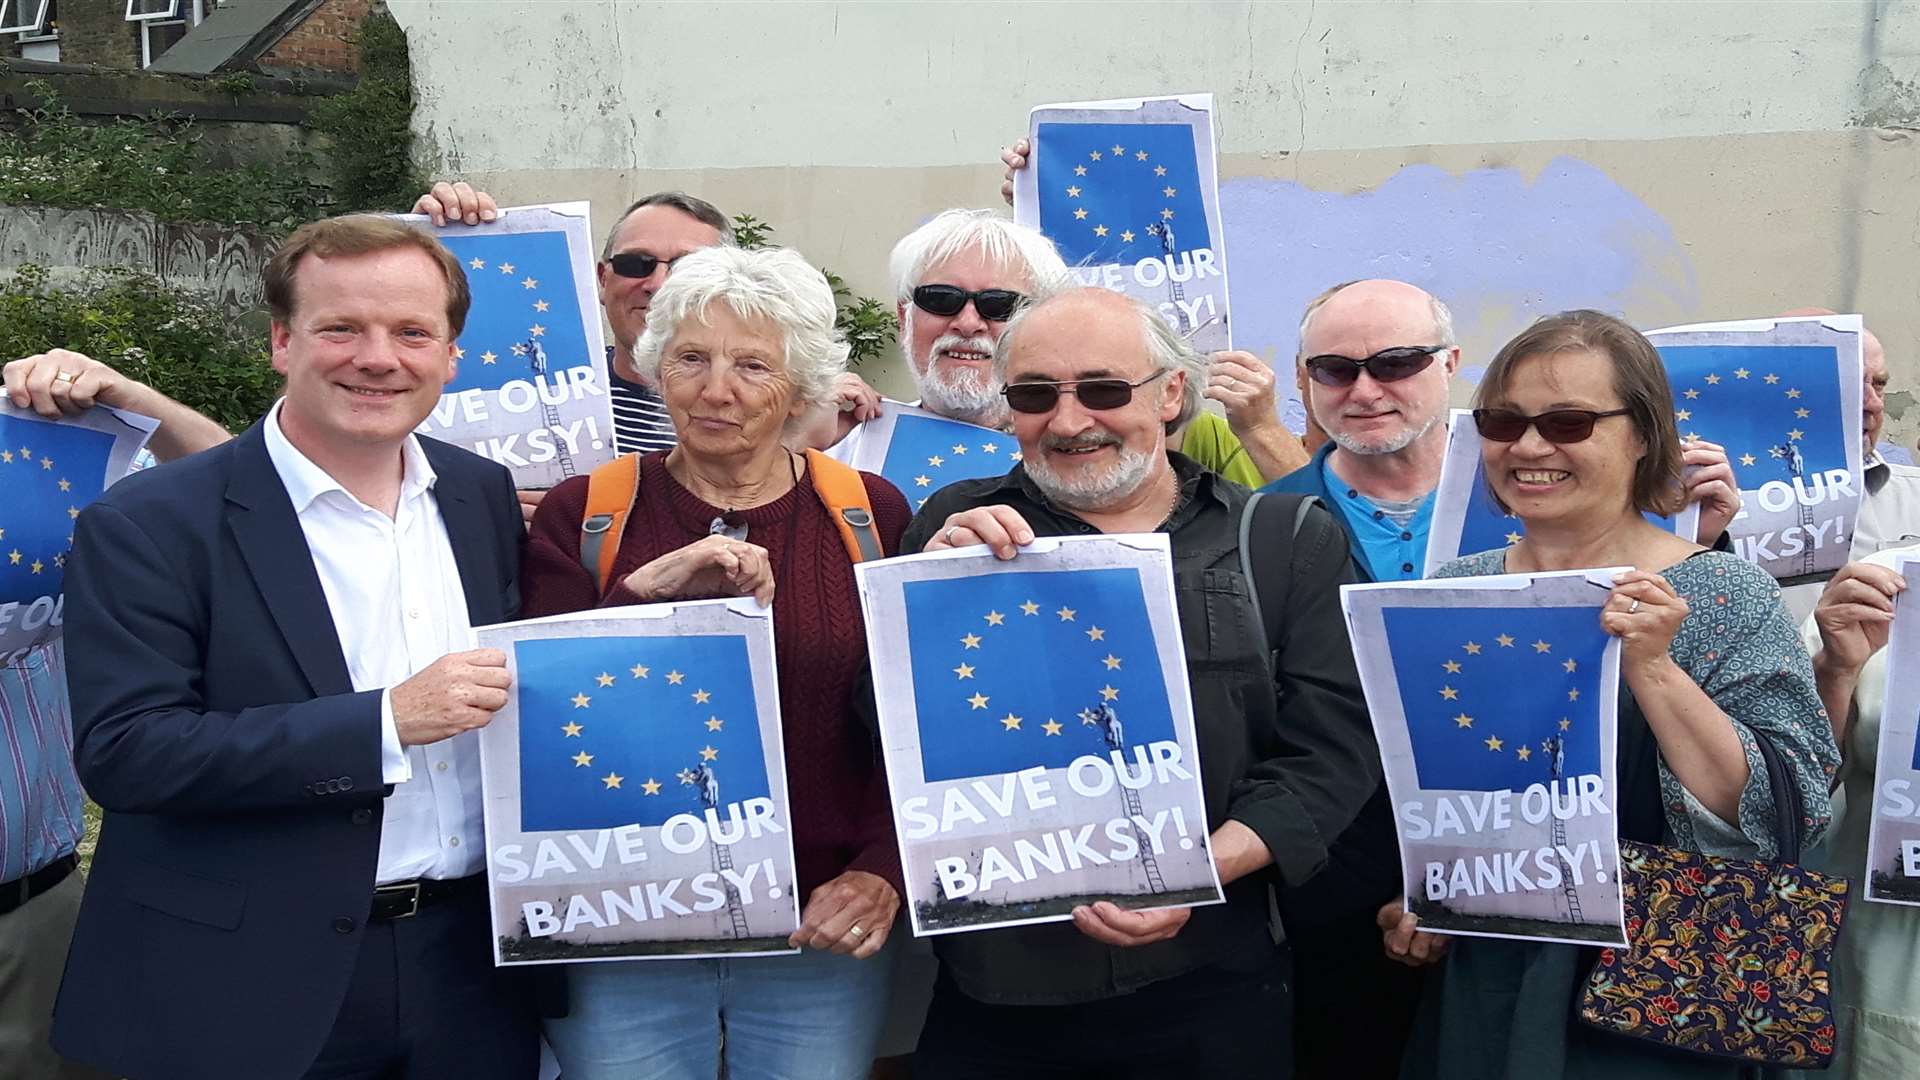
left=730, top=214, right=897, bottom=369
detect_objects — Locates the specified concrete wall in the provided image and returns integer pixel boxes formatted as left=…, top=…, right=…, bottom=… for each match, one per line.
left=389, top=0, right=1920, bottom=443
left=0, top=203, right=275, bottom=312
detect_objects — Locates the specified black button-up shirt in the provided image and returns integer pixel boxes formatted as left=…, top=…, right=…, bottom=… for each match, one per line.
left=901, top=454, right=1378, bottom=1005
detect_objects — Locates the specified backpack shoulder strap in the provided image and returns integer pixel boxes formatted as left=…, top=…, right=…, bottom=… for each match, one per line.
left=579, top=454, right=642, bottom=594
left=804, top=449, right=884, bottom=563
left=1237, top=491, right=1325, bottom=658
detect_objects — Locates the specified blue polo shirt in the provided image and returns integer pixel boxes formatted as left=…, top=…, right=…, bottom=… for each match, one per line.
left=1317, top=455, right=1434, bottom=582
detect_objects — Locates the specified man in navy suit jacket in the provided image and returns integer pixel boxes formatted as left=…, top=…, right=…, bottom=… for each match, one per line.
left=52, top=215, right=539, bottom=1080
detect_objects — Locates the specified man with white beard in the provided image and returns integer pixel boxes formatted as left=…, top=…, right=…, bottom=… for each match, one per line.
left=806, top=209, right=1068, bottom=458
left=902, top=286, right=1374, bottom=1077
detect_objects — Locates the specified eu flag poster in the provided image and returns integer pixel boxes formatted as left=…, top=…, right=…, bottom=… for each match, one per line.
left=0, top=402, right=155, bottom=658
left=399, top=201, right=616, bottom=490
left=1342, top=570, right=1628, bottom=947
left=856, top=534, right=1223, bottom=937
left=826, top=401, right=1021, bottom=512
left=1425, top=411, right=1698, bottom=575
left=1861, top=552, right=1920, bottom=905
left=1646, top=315, right=1865, bottom=583
left=1012, top=94, right=1233, bottom=354
left=473, top=599, right=799, bottom=964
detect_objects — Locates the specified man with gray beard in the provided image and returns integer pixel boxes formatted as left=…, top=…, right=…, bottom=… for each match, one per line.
left=902, top=287, right=1375, bottom=1077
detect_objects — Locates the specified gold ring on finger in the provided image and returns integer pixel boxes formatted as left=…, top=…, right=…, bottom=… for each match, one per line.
left=849, top=924, right=865, bottom=938
left=53, top=370, right=76, bottom=384
left=1628, top=598, right=1640, bottom=614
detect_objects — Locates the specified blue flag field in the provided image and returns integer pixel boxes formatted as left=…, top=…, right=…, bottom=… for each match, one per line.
left=1654, top=344, right=1848, bottom=488
left=438, top=231, right=594, bottom=395
left=515, top=634, right=770, bottom=832
left=0, top=413, right=114, bottom=609
left=877, top=411, right=1021, bottom=512
left=903, top=567, right=1174, bottom=783
left=1035, top=121, right=1211, bottom=266
left=1381, top=604, right=1610, bottom=792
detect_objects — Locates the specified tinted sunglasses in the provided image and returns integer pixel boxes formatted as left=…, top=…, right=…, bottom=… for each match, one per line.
left=1303, top=345, right=1443, bottom=388
left=1472, top=407, right=1632, bottom=444
left=606, top=251, right=680, bottom=279
left=911, top=284, right=1025, bottom=322
left=1002, top=370, right=1168, bottom=415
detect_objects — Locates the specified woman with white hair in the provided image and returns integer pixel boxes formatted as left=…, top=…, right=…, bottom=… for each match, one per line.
left=521, top=245, right=910, bottom=1079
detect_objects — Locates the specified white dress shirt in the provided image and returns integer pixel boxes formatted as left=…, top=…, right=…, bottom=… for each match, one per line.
left=263, top=401, right=485, bottom=883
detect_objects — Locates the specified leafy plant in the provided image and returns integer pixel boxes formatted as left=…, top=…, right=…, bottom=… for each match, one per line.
left=306, top=10, right=424, bottom=213
left=0, top=264, right=277, bottom=431
left=728, top=214, right=897, bottom=369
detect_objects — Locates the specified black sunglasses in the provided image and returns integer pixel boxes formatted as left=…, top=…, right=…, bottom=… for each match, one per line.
left=1303, top=346, right=1443, bottom=388
left=911, top=284, right=1026, bottom=322
left=1002, top=370, right=1169, bottom=415
left=1472, top=407, right=1632, bottom=444
left=606, top=251, right=680, bottom=279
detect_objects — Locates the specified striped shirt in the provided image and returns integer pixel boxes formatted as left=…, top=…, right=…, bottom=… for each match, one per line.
left=0, top=642, right=86, bottom=883
left=608, top=348, right=677, bottom=454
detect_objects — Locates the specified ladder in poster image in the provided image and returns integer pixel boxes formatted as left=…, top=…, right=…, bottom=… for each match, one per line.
left=1145, top=222, right=1191, bottom=335
left=1086, top=703, right=1166, bottom=894
left=526, top=339, right=578, bottom=481
left=693, top=763, right=750, bottom=938
left=1773, top=439, right=1817, bottom=577
left=1545, top=735, right=1585, bottom=925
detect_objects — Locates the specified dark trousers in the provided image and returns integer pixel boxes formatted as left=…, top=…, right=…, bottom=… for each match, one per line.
left=303, top=884, right=539, bottom=1080
left=913, top=948, right=1293, bottom=1080
left=1290, top=912, right=1423, bottom=1080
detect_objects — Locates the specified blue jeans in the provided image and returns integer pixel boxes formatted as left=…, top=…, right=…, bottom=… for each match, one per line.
left=544, top=939, right=896, bottom=1080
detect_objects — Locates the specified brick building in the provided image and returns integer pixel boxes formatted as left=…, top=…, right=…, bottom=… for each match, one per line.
left=1, top=0, right=373, bottom=75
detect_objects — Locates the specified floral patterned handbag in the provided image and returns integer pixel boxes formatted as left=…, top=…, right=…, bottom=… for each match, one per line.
left=1577, top=732, right=1852, bottom=1070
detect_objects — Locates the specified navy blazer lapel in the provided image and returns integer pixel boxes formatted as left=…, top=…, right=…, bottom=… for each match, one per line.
left=425, top=442, right=506, bottom=627
left=224, top=424, right=355, bottom=698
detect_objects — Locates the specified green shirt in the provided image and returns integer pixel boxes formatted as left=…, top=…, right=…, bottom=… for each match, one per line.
left=1178, top=412, right=1263, bottom=489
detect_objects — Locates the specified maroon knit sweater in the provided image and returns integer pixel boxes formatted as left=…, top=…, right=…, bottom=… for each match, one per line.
left=521, top=451, right=911, bottom=899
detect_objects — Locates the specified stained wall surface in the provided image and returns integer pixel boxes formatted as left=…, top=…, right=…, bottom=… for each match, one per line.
left=390, top=1, right=1920, bottom=442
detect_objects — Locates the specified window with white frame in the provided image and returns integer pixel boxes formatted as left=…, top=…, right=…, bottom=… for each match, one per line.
left=3, top=0, right=54, bottom=61
left=129, top=0, right=209, bottom=69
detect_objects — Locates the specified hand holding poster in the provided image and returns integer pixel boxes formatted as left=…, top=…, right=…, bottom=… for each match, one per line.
left=0, top=402, right=156, bottom=659
left=398, top=202, right=616, bottom=489
left=1645, top=315, right=1864, bottom=582
left=474, top=599, right=799, bottom=964
left=1342, top=570, right=1629, bottom=947
left=1861, top=553, right=1920, bottom=904
left=855, top=535, right=1223, bottom=936
left=826, top=400, right=1021, bottom=512
left=1012, top=94, right=1232, bottom=353
left=1425, top=409, right=1699, bottom=575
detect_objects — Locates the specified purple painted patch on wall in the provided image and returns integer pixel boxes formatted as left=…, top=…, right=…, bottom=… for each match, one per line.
left=1220, top=158, right=1698, bottom=431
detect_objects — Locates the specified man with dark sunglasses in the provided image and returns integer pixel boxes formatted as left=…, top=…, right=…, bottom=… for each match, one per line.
left=904, top=286, right=1375, bottom=1079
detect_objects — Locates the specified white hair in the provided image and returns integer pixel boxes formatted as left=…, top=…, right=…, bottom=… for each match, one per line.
left=632, top=246, right=848, bottom=412
left=1294, top=281, right=1457, bottom=361
left=888, top=209, right=1070, bottom=301
left=994, top=287, right=1209, bottom=435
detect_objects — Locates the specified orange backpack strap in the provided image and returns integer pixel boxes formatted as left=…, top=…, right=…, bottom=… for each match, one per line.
left=579, top=454, right=642, bottom=594
left=804, top=449, right=884, bottom=563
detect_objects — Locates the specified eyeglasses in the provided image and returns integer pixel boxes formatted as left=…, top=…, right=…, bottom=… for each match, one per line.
left=1002, top=370, right=1169, bottom=415
left=1303, top=346, right=1444, bottom=388
left=911, top=284, right=1026, bottom=322
left=1472, top=407, right=1633, bottom=444
left=606, top=251, right=680, bottom=279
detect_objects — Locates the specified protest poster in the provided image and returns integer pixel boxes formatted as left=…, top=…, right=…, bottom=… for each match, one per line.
left=1425, top=409, right=1700, bottom=575
left=473, top=599, right=799, bottom=964
left=855, top=534, right=1223, bottom=937
left=0, top=402, right=156, bottom=659
left=1341, top=570, right=1629, bottom=946
left=826, top=401, right=1020, bottom=512
left=1645, top=314, right=1864, bottom=583
left=1861, top=553, right=1920, bottom=905
left=1013, top=93, right=1232, bottom=353
left=397, top=201, right=616, bottom=489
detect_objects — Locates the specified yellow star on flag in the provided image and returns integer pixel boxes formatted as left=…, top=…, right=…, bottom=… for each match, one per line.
left=1442, top=659, right=1462, bottom=673
left=985, top=610, right=1006, bottom=626
left=928, top=454, right=945, bottom=467
left=1439, top=686, right=1459, bottom=700
left=693, top=689, right=711, bottom=703
left=1463, top=641, right=1482, bottom=654
left=1020, top=600, right=1040, bottom=616
left=1066, top=186, right=1082, bottom=197
left=57, top=478, right=70, bottom=491
left=1093, top=224, right=1109, bottom=237
left=1532, top=640, right=1551, bottom=654
left=1089, top=150, right=1102, bottom=161
left=468, top=257, right=486, bottom=270
left=562, top=721, right=583, bottom=737
left=595, top=672, right=615, bottom=687
left=631, top=664, right=650, bottom=678
left=1056, top=606, right=1076, bottom=621
left=534, top=299, right=550, bottom=312
left=914, top=475, right=931, bottom=487
left=1485, top=735, right=1504, bottom=752
left=642, top=778, right=662, bottom=795
left=1153, top=165, right=1167, bottom=176
left=1111, top=144, right=1125, bottom=155
left=1042, top=719, right=1064, bottom=736
left=1684, top=388, right=1699, bottom=399
left=1740, top=453, right=1756, bottom=466
left=1103, top=654, right=1122, bottom=670
left=1495, top=634, right=1515, bottom=648
left=498, top=262, right=516, bottom=274
left=1000, top=714, right=1022, bottom=731
left=667, top=670, right=685, bottom=684
left=953, top=663, right=975, bottom=679
left=1563, top=658, right=1578, bottom=672
left=1162, top=186, right=1177, bottom=197
left=699, top=745, right=718, bottom=761
left=480, top=350, right=498, bottom=365
left=602, top=772, right=623, bottom=789
left=962, top=633, right=982, bottom=649
left=968, top=692, right=989, bottom=710
left=1086, top=626, right=1106, bottom=641
left=706, top=716, right=724, bottom=731
left=1704, top=373, right=1721, bottom=385
left=571, top=692, right=591, bottom=708
left=1073, top=208, right=1089, bottom=221
left=1734, top=367, right=1751, bottom=379
left=1763, top=373, right=1779, bottom=384
left=529, top=323, right=546, bottom=338
left=572, top=751, right=593, bottom=767
left=1100, top=685, right=1119, bottom=701
left=521, top=277, right=539, bottom=290
left=1074, top=164, right=1088, bottom=176
left=1454, top=713, right=1474, bottom=728
left=1135, top=150, right=1148, bottom=160
left=1516, top=746, right=1533, bottom=761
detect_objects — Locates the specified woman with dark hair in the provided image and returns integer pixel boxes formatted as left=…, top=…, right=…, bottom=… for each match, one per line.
left=1384, top=310, right=1840, bottom=1078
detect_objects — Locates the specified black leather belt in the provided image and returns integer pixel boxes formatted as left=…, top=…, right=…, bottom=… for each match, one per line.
left=0, top=852, right=77, bottom=916
left=369, top=873, right=483, bottom=921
